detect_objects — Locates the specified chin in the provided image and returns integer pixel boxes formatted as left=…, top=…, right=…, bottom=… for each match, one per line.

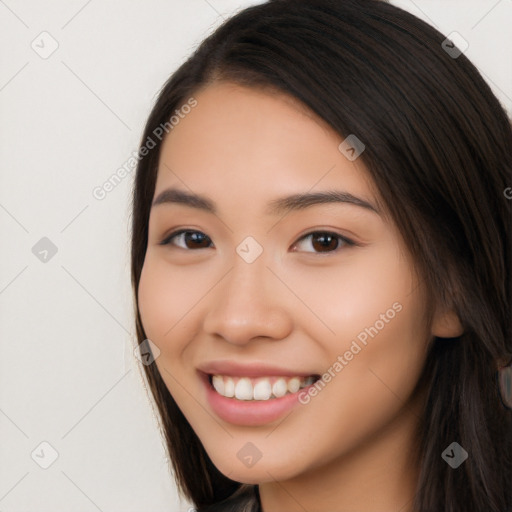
left=207, top=449, right=306, bottom=484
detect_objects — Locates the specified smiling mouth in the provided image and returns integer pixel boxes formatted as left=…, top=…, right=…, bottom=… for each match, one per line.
left=208, top=374, right=321, bottom=401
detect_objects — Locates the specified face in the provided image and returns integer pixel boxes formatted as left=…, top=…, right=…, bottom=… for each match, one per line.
left=137, top=81, right=443, bottom=485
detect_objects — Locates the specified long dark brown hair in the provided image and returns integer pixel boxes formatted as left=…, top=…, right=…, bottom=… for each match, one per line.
left=130, top=0, right=512, bottom=510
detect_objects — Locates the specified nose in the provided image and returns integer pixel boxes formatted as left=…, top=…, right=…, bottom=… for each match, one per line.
left=202, top=255, right=293, bottom=346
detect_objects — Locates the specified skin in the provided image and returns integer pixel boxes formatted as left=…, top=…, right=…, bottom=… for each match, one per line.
left=137, top=82, right=463, bottom=512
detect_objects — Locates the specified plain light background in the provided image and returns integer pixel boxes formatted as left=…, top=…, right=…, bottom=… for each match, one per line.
left=0, top=1, right=510, bottom=511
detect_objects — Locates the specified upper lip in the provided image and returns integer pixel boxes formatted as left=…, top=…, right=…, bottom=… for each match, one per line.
left=197, top=360, right=318, bottom=378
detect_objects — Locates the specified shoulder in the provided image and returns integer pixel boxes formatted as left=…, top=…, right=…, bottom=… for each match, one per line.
left=195, top=485, right=260, bottom=512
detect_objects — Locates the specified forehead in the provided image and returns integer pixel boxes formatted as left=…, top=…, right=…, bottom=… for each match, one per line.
left=154, top=82, right=378, bottom=213
left=159, top=81, right=340, bottom=163
left=191, top=80, right=331, bottom=128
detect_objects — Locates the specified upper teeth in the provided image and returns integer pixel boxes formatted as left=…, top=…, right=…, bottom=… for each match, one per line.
left=211, top=375, right=316, bottom=401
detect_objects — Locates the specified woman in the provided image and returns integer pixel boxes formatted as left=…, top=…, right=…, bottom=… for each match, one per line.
left=130, top=0, right=512, bottom=510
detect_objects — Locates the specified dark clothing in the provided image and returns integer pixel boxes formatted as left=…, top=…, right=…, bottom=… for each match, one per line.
left=196, top=485, right=261, bottom=512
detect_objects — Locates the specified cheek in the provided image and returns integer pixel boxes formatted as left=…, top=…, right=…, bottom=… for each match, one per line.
left=138, top=260, right=167, bottom=342
left=344, top=252, right=429, bottom=390
left=293, top=247, right=429, bottom=443
left=283, top=244, right=429, bottom=423
left=137, top=255, right=198, bottom=345
left=284, top=243, right=426, bottom=353
left=137, top=257, right=203, bottom=414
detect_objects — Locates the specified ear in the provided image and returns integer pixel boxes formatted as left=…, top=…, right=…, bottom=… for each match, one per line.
left=431, top=305, right=464, bottom=338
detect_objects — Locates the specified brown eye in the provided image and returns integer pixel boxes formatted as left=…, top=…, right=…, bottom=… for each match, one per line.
left=292, top=231, right=354, bottom=254
left=160, top=229, right=355, bottom=254
left=160, top=230, right=213, bottom=249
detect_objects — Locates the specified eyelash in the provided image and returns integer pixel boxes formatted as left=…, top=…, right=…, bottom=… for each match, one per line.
left=158, top=229, right=357, bottom=254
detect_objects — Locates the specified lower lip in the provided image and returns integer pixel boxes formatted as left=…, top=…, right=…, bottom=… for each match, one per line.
left=200, top=372, right=316, bottom=426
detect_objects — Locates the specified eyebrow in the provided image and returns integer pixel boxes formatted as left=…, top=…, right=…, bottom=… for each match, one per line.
left=151, top=187, right=380, bottom=216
